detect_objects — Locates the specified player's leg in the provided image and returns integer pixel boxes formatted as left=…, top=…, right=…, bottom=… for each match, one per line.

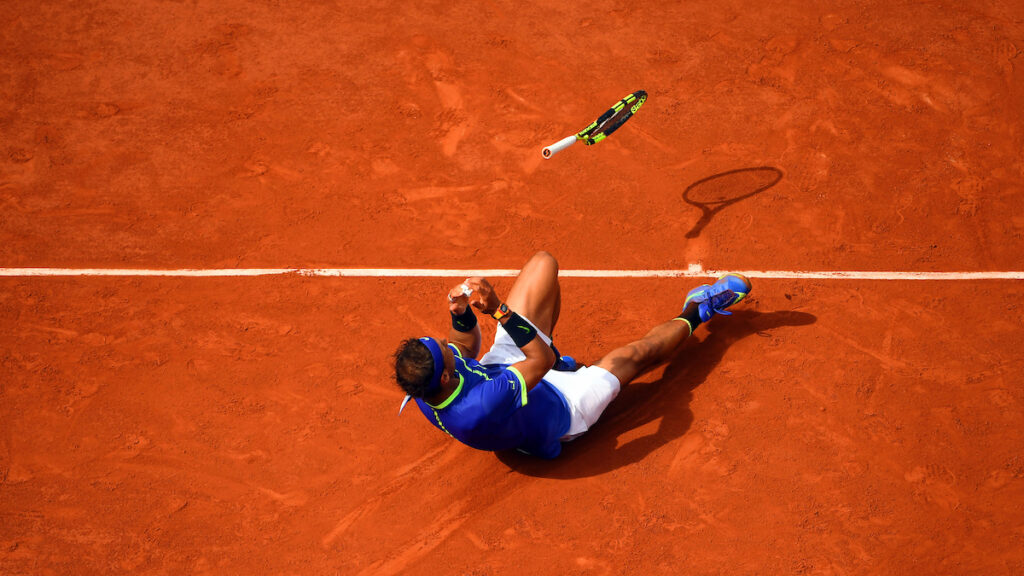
left=477, top=251, right=561, bottom=366
left=594, top=274, right=752, bottom=386
left=545, top=274, right=752, bottom=442
left=504, top=250, right=561, bottom=336
left=545, top=317, right=694, bottom=440
left=594, top=319, right=692, bottom=386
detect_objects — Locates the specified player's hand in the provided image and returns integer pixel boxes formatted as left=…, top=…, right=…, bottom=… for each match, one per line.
left=447, top=282, right=471, bottom=314
left=463, top=277, right=501, bottom=314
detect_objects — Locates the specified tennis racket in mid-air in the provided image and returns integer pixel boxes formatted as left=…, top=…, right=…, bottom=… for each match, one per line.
left=542, top=90, right=647, bottom=159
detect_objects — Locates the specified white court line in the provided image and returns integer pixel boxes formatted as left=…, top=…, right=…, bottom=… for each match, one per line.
left=1, top=266, right=1023, bottom=280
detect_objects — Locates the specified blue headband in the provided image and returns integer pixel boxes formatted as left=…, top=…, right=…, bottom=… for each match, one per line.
left=400, top=337, right=445, bottom=415
left=418, top=337, right=445, bottom=397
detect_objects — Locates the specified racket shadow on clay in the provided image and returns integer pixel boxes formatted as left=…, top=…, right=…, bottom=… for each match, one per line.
left=683, top=166, right=783, bottom=238
left=496, top=309, right=817, bottom=479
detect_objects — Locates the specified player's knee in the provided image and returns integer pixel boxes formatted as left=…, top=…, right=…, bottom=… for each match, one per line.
left=529, top=250, right=559, bottom=272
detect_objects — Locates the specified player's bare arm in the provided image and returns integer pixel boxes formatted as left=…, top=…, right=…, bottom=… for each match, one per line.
left=499, top=321, right=555, bottom=389
left=465, top=276, right=555, bottom=390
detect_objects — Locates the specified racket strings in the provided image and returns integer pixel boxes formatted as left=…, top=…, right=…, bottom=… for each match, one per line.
left=578, top=90, right=647, bottom=144
left=593, top=106, right=633, bottom=135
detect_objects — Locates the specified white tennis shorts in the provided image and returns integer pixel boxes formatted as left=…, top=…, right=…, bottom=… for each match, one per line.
left=480, top=317, right=621, bottom=441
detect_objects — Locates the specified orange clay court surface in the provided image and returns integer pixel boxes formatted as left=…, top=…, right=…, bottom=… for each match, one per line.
left=2, top=1, right=1023, bottom=575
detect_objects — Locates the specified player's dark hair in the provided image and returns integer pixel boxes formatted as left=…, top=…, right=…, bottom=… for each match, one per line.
left=393, top=338, right=435, bottom=398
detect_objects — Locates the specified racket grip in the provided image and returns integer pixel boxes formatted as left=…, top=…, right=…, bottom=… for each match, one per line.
left=542, top=135, right=578, bottom=159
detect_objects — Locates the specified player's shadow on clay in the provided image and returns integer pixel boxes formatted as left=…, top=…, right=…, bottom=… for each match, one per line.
left=496, top=309, right=817, bottom=478
left=683, top=167, right=783, bottom=239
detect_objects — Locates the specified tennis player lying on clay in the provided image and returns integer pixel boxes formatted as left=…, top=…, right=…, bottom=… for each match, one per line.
left=393, top=251, right=751, bottom=459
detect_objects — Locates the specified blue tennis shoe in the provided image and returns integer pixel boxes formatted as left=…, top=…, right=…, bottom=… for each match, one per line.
left=684, top=274, right=752, bottom=322
left=554, top=355, right=578, bottom=372
left=550, top=343, right=580, bottom=372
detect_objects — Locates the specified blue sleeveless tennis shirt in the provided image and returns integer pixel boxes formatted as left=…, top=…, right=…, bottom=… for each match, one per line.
left=415, top=344, right=572, bottom=459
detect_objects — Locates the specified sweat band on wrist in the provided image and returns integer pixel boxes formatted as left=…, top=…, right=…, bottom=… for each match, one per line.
left=503, top=312, right=538, bottom=348
left=450, top=307, right=477, bottom=332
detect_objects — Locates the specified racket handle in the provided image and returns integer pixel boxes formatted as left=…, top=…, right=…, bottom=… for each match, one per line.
left=542, top=135, right=578, bottom=159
